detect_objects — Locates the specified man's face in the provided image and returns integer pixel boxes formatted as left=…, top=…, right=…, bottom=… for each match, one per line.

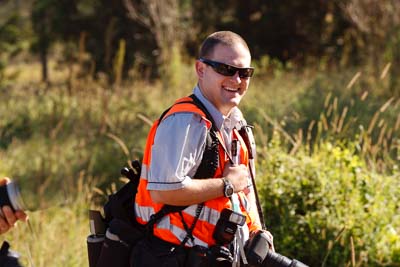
left=196, top=43, right=252, bottom=115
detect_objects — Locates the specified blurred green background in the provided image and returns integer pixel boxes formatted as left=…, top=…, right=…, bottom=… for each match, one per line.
left=0, top=0, right=399, bottom=266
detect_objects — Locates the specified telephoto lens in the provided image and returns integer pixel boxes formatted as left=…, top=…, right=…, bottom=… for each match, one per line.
left=245, top=231, right=309, bottom=267
left=0, top=181, right=25, bottom=217
left=262, top=251, right=308, bottom=267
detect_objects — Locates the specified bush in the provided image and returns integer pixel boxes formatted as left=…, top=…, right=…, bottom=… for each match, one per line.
left=1, top=62, right=399, bottom=266
left=257, top=133, right=400, bottom=266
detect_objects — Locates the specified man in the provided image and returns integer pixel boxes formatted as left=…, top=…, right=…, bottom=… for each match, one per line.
left=0, top=177, right=28, bottom=235
left=132, top=31, right=273, bottom=266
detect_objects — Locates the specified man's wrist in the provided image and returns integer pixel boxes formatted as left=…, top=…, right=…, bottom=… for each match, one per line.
left=222, top=177, right=234, bottom=197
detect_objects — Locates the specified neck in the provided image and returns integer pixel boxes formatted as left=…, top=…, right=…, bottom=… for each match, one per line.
left=197, top=83, right=232, bottom=116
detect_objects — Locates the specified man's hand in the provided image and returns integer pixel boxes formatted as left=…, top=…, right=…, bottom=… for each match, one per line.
left=250, top=229, right=275, bottom=252
left=222, top=163, right=249, bottom=193
left=0, top=177, right=28, bottom=234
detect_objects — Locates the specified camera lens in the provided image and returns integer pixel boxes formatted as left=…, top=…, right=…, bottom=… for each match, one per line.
left=263, top=250, right=293, bottom=267
left=0, top=182, right=25, bottom=216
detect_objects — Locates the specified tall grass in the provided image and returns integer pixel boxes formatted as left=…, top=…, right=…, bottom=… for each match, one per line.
left=249, top=65, right=400, bottom=266
left=0, top=174, right=96, bottom=267
left=0, top=58, right=399, bottom=266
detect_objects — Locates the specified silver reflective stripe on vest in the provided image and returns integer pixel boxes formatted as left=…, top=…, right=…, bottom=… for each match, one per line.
left=136, top=203, right=220, bottom=231
left=135, top=202, right=220, bottom=247
left=156, top=216, right=209, bottom=247
left=238, top=194, right=249, bottom=212
left=140, top=164, right=150, bottom=181
left=183, top=205, right=220, bottom=226
left=135, top=203, right=155, bottom=222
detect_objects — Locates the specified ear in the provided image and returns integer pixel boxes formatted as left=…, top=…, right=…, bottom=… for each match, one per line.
left=195, top=60, right=205, bottom=79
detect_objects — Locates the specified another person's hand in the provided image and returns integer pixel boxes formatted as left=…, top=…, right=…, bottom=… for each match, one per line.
left=0, top=177, right=28, bottom=234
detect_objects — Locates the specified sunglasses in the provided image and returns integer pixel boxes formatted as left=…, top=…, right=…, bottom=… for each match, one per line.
left=199, top=58, right=254, bottom=78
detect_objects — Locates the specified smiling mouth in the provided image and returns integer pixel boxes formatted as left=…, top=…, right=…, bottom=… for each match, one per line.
left=223, top=86, right=239, bottom=92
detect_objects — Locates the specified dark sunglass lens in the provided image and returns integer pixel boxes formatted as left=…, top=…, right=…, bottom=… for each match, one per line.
left=202, top=58, right=254, bottom=78
left=214, top=63, right=233, bottom=76
left=225, top=65, right=239, bottom=76
left=239, top=68, right=254, bottom=78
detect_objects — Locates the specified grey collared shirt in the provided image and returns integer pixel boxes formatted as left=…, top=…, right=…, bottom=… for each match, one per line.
left=147, top=85, right=245, bottom=190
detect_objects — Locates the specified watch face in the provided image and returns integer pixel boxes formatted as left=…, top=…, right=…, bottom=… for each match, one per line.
left=226, top=186, right=234, bottom=197
left=223, top=178, right=234, bottom=197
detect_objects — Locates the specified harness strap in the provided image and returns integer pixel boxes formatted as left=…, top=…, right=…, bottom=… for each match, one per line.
left=145, top=95, right=219, bottom=242
left=179, top=203, right=204, bottom=247
left=146, top=205, right=189, bottom=233
left=189, top=94, right=218, bottom=131
left=157, top=99, right=195, bottom=126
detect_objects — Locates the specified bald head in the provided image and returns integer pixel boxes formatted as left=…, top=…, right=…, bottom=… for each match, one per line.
left=199, top=31, right=250, bottom=59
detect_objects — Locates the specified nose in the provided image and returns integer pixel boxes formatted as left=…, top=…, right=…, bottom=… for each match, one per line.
left=231, top=71, right=242, bottom=83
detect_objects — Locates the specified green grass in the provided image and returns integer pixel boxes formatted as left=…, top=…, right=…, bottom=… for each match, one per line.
left=0, top=59, right=399, bottom=266
left=1, top=175, right=95, bottom=267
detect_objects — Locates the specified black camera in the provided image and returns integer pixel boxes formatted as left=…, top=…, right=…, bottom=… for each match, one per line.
left=0, top=182, right=24, bottom=267
left=0, top=182, right=25, bottom=217
left=245, top=231, right=308, bottom=267
left=213, top=208, right=246, bottom=245
left=0, top=179, right=51, bottom=214
left=185, top=208, right=246, bottom=267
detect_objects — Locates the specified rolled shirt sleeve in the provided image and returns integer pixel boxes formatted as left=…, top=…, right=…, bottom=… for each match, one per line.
left=147, top=112, right=208, bottom=191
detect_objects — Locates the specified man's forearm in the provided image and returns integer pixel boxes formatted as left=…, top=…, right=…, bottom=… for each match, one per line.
left=246, top=188, right=263, bottom=229
left=150, top=164, right=250, bottom=206
left=150, top=178, right=225, bottom=206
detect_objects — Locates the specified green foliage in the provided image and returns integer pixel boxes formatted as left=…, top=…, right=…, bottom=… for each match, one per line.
left=160, top=44, right=184, bottom=90
left=1, top=57, right=399, bottom=265
left=0, top=84, right=156, bottom=196
left=0, top=13, right=23, bottom=84
left=10, top=0, right=396, bottom=85
left=1, top=1, right=400, bottom=266
left=113, top=39, right=126, bottom=86
left=258, top=135, right=400, bottom=266
left=29, top=0, right=160, bottom=81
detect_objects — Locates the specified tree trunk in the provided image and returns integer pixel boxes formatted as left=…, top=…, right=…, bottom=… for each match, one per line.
left=39, top=42, right=48, bottom=82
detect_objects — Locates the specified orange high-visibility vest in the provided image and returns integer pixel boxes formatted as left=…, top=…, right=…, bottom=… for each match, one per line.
left=135, top=96, right=260, bottom=247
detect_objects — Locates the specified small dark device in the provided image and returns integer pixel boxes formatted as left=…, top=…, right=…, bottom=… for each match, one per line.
left=245, top=231, right=309, bottom=267
left=212, top=208, right=246, bottom=245
left=186, top=208, right=243, bottom=267
left=0, top=241, right=23, bottom=267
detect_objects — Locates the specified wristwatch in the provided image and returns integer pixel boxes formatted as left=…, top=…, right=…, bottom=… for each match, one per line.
left=222, top=177, right=234, bottom=198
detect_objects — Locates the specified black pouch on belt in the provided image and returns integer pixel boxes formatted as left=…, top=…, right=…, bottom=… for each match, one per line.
left=96, top=228, right=131, bottom=267
left=96, top=218, right=144, bottom=267
left=87, top=234, right=105, bottom=267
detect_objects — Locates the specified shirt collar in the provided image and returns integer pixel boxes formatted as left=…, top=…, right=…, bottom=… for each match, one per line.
left=193, top=85, right=244, bottom=131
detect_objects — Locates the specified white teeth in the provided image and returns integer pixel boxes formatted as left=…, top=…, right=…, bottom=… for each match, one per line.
left=224, top=87, right=239, bottom=92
